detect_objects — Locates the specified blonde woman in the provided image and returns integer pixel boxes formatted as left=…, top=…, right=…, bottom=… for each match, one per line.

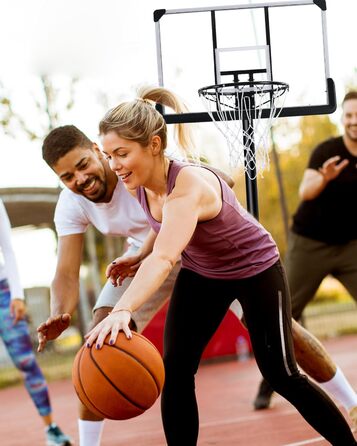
left=85, top=88, right=355, bottom=445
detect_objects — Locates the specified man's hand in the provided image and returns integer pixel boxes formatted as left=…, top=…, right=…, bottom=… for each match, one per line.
left=10, top=299, right=26, bottom=324
left=37, top=313, right=71, bottom=352
left=300, top=156, right=350, bottom=201
left=318, top=156, right=349, bottom=182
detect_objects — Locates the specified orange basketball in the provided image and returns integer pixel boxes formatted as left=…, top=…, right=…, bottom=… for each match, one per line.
left=72, top=331, right=165, bottom=420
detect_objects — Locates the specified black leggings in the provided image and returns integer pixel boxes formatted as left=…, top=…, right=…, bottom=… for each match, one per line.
left=161, top=261, right=356, bottom=446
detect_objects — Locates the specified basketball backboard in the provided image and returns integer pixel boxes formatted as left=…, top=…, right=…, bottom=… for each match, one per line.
left=154, top=0, right=336, bottom=123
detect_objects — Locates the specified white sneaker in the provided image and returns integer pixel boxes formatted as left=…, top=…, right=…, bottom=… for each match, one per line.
left=46, top=423, right=73, bottom=446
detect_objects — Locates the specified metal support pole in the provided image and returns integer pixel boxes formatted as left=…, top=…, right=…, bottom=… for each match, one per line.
left=242, top=116, right=259, bottom=219
left=242, top=87, right=259, bottom=219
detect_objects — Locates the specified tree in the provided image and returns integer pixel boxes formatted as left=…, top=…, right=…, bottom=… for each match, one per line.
left=256, top=114, right=338, bottom=256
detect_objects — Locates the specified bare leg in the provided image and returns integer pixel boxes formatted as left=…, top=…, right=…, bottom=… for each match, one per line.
left=254, top=319, right=357, bottom=428
left=291, top=319, right=336, bottom=382
left=42, top=414, right=53, bottom=426
left=78, top=306, right=136, bottom=418
left=235, top=303, right=334, bottom=379
left=293, top=320, right=357, bottom=428
left=77, top=307, right=112, bottom=446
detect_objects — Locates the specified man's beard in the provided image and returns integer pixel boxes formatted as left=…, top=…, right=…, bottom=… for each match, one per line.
left=346, top=127, right=357, bottom=143
left=77, top=176, right=108, bottom=202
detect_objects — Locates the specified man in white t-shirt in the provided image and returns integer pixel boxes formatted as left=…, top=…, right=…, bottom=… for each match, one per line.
left=37, top=125, right=237, bottom=445
left=37, top=125, right=184, bottom=446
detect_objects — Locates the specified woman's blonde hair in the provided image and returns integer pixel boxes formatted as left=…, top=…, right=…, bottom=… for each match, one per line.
left=99, top=86, right=194, bottom=158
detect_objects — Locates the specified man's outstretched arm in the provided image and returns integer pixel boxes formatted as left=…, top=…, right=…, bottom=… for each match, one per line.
left=37, top=233, right=84, bottom=351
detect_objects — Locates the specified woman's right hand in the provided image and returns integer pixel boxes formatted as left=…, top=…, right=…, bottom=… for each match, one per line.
left=85, top=309, right=132, bottom=348
left=106, top=253, right=142, bottom=286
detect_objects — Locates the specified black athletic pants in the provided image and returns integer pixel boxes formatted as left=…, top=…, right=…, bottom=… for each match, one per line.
left=161, top=261, right=356, bottom=445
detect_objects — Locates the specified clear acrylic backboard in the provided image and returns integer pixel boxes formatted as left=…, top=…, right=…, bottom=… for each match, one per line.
left=154, top=0, right=335, bottom=124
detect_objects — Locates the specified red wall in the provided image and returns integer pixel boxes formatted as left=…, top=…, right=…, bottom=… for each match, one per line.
left=142, top=302, right=252, bottom=360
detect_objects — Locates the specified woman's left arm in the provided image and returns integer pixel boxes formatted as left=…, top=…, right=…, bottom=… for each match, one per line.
left=85, top=173, right=204, bottom=347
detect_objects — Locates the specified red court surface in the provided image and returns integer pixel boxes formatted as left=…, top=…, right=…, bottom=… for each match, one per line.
left=1, top=334, right=356, bottom=446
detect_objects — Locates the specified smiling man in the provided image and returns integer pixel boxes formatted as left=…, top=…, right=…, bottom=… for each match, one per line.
left=39, top=125, right=181, bottom=446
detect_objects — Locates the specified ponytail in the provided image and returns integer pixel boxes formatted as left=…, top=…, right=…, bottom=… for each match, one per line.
left=99, top=86, right=195, bottom=158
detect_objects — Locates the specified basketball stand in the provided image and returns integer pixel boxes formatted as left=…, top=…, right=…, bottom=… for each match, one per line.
left=149, top=0, right=337, bottom=359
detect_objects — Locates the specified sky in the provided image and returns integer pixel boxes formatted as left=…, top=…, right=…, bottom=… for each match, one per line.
left=0, top=0, right=356, bottom=287
left=0, top=0, right=356, bottom=188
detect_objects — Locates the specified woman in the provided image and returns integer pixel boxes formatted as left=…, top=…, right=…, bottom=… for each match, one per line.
left=0, top=200, right=72, bottom=446
left=85, top=88, right=356, bottom=445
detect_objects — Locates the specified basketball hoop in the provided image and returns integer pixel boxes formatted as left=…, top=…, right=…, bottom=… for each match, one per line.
left=198, top=81, right=289, bottom=180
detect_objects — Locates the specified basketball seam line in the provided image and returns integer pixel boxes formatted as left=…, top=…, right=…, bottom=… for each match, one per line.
left=90, top=346, right=153, bottom=411
left=103, top=339, right=162, bottom=394
left=75, top=347, right=111, bottom=419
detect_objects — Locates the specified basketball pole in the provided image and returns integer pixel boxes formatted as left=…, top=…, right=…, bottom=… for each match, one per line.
left=242, top=78, right=259, bottom=219
left=242, top=116, right=259, bottom=219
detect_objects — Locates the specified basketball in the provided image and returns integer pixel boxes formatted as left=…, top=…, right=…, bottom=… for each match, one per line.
left=72, top=331, right=165, bottom=420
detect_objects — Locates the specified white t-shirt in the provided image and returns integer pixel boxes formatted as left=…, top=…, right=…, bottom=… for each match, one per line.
left=54, top=179, right=150, bottom=247
left=0, top=200, right=24, bottom=299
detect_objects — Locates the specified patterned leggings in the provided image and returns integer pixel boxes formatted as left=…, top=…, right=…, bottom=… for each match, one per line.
left=0, top=279, right=51, bottom=416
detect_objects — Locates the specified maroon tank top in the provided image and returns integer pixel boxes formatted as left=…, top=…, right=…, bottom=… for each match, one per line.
left=136, top=160, right=279, bottom=279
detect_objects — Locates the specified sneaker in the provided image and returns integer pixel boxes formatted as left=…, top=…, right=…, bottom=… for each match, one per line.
left=253, top=378, right=274, bottom=410
left=46, top=423, right=73, bottom=446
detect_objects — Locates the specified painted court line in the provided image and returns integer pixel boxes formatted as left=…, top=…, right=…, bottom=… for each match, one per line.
left=282, top=437, right=324, bottom=446
left=283, top=427, right=356, bottom=445
left=200, top=407, right=298, bottom=428
left=114, top=407, right=306, bottom=441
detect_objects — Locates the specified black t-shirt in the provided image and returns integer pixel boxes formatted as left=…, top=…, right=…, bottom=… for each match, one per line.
left=292, top=136, right=357, bottom=244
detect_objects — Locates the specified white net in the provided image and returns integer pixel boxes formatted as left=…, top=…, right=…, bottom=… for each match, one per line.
left=198, top=81, right=288, bottom=179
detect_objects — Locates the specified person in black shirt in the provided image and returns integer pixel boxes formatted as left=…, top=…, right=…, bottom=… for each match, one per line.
left=254, top=91, right=357, bottom=425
